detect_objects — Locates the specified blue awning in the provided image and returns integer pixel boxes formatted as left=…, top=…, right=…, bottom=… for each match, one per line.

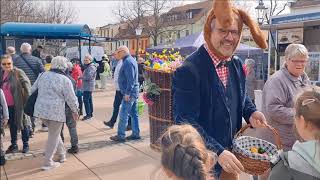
left=0, top=22, right=92, bottom=39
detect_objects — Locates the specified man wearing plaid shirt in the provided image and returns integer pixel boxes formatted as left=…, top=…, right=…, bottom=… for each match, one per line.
left=172, top=1, right=269, bottom=179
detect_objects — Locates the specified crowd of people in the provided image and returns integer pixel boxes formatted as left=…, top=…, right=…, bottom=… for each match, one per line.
left=0, top=0, right=319, bottom=179
left=0, top=43, right=145, bottom=170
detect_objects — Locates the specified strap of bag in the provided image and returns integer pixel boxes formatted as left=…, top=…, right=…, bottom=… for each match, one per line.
left=20, top=55, right=38, bottom=76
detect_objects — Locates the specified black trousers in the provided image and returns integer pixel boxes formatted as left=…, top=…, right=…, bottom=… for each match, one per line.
left=109, top=90, right=131, bottom=126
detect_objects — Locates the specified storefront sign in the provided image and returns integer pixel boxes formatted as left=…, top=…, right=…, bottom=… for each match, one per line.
left=277, top=28, right=303, bottom=44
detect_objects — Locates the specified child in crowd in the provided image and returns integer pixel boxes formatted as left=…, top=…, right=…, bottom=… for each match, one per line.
left=268, top=86, right=320, bottom=180
left=0, top=88, right=9, bottom=166
left=160, top=124, right=216, bottom=180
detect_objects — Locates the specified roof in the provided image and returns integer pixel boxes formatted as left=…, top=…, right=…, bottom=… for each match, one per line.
left=168, top=0, right=212, bottom=13
left=290, top=0, right=320, bottom=8
left=0, top=22, right=92, bottom=39
left=162, top=0, right=212, bottom=27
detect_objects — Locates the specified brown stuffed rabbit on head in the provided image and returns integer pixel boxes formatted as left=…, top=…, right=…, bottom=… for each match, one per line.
left=204, top=0, right=268, bottom=59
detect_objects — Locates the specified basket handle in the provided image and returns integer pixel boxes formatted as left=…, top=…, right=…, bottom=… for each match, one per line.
left=235, top=124, right=283, bottom=150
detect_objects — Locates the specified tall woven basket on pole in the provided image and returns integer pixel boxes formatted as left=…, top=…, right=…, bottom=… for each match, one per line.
left=145, top=67, right=173, bottom=151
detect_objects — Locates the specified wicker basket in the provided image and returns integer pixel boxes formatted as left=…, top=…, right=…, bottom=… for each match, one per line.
left=233, top=124, right=283, bottom=175
left=145, top=67, right=174, bottom=151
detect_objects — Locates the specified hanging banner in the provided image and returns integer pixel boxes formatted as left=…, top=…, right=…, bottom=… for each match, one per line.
left=277, top=28, right=303, bottom=44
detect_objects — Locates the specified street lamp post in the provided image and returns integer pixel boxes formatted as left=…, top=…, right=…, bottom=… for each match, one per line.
left=135, top=25, right=143, bottom=60
left=255, top=0, right=268, bottom=25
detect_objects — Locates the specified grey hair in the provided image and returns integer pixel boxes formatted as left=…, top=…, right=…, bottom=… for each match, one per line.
left=20, top=43, right=32, bottom=54
left=118, top=46, right=130, bottom=55
left=51, top=56, right=68, bottom=71
left=85, top=54, right=93, bottom=61
left=285, top=43, right=309, bottom=61
left=66, top=61, right=73, bottom=71
left=6, top=46, right=16, bottom=54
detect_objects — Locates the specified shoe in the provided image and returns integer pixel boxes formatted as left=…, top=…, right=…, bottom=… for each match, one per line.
left=82, top=115, right=92, bottom=121
left=104, top=121, right=114, bottom=129
left=110, top=135, right=125, bottom=142
left=5, top=144, right=18, bottom=154
left=29, top=131, right=34, bottom=138
left=126, top=126, right=132, bottom=131
left=67, top=146, right=79, bottom=154
left=40, top=127, right=48, bottom=132
left=126, top=135, right=141, bottom=141
left=41, top=162, right=60, bottom=171
left=0, top=155, right=6, bottom=166
left=59, top=154, right=67, bottom=163
left=22, top=145, right=29, bottom=153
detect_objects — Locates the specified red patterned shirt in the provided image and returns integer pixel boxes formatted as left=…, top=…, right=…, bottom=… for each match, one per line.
left=204, top=44, right=231, bottom=88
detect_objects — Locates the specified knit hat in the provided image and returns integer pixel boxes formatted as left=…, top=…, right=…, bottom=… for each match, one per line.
left=204, top=0, right=268, bottom=58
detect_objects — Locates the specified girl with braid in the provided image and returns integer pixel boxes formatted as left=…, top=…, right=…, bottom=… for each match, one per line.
left=160, top=124, right=216, bottom=180
left=268, top=86, right=320, bottom=180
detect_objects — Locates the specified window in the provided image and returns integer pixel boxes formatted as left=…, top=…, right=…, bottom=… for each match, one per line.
left=107, top=30, right=109, bottom=37
left=187, top=11, right=193, bottom=19
left=111, top=29, right=113, bottom=37
left=186, top=30, right=189, bottom=36
left=132, top=40, right=135, bottom=50
left=141, top=40, right=144, bottom=50
left=177, top=30, right=181, bottom=39
left=126, top=41, right=129, bottom=47
left=110, top=43, right=113, bottom=51
left=160, top=35, right=163, bottom=44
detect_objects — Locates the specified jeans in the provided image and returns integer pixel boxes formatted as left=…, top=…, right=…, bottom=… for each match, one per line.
left=76, top=90, right=83, bottom=114
left=66, top=118, right=78, bottom=147
left=83, top=91, right=93, bottom=117
left=8, top=106, right=29, bottom=147
left=109, top=91, right=131, bottom=126
left=117, top=98, right=140, bottom=139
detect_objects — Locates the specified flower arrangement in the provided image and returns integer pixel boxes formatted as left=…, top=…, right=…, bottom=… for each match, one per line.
left=145, top=48, right=184, bottom=73
left=142, top=79, right=161, bottom=105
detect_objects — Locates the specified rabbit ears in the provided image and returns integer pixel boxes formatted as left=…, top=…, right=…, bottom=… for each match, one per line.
left=204, top=0, right=268, bottom=50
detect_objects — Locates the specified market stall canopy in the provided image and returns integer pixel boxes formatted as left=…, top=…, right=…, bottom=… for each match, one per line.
left=147, top=32, right=264, bottom=56
left=0, top=22, right=92, bottom=39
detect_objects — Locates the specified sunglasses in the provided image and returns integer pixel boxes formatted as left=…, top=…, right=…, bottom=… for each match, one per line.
left=1, top=63, right=12, bottom=66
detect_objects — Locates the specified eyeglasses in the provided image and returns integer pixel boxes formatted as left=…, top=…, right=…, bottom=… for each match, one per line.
left=215, top=28, right=240, bottom=38
left=290, top=59, right=308, bottom=64
left=1, top=63, right=12, bottom=66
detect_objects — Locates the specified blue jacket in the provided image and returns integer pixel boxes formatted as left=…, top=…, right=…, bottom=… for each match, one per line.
left=118, top=55, right=139, bottom=98
left=173, top=45, right=256, bottom=156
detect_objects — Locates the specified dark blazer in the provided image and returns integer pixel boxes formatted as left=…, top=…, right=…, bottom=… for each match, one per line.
left=172, top=45, right=256, bottom=155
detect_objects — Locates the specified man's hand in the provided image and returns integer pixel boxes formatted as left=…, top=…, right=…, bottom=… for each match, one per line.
left=249, top=111, right=268, bottom=128
left=218, top=150, right=244, bottom=174
left=72, top=113, right=79, bottom=121
left=124, top=95, right=130, bottom=102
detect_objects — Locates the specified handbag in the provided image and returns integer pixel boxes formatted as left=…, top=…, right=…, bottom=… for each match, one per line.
left=24, top=89, right=38, bottom=117
left=24, top=73, right=43, bottom=117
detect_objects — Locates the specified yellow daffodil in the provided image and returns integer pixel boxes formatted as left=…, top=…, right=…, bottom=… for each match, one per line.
left=153, top=63, right=161, bottom=70
left=162, top=49, right=167, bottom=53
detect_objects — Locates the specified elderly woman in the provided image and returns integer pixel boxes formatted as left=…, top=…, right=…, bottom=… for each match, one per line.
left=80, top=55, right=97, bottom=121
left=0, top=54, right=31, bottom=154
left=261, top=43, right=310, bottom=151
left=32, top=56, right=78, bottom=170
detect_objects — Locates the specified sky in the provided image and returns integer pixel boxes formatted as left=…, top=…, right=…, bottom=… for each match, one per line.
left=72, top=0, right=199, bottom=28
